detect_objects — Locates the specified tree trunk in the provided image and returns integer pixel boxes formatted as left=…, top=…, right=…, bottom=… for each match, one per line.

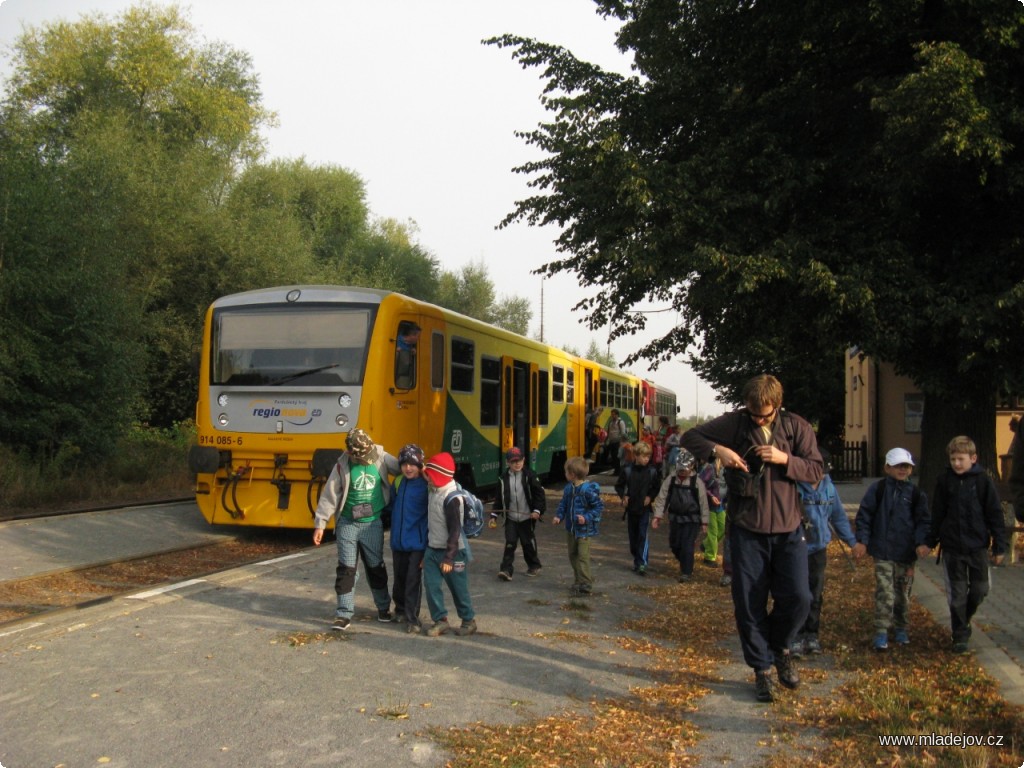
left=918, top=391, right=997, bottom=499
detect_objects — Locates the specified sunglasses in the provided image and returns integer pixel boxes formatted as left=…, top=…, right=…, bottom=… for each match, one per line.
left=745, top=406, right=777, bottom=424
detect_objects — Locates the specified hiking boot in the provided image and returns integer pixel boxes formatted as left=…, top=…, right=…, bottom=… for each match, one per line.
left=719, top=575, right=732, bottom=587
left=455, top=619, right=477, bottom=636
left=331, top=617, right=351, bottom=631
left=526, top=567, right=542, bottom=576
left=377, top=609, right=394, bottom=623
left=789, top=637, right=805, bottom=658
left=677, top=573, right=691, bottom=583
left=426, top=619, right=450, bottom=637
left=804, top=635, right=823, bottom=654
left=498, top=571, right=512, bottom=581
left=893, top=629, right=910, bottom=645
left=952, top=638, right=970, bottom=654
left=873, top=632, right=889, bottom=652
left=775, top=651, right=800, bottom=689
left=754, top=670, right=775, bottom=702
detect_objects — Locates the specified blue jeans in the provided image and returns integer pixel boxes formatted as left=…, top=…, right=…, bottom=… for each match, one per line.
left=334, top=516, right=390, bottom=619
left=423, top=547, right=474, bottom=623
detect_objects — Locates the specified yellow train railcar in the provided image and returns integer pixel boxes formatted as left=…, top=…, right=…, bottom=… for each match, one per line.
left=188, top=286, right=665, bottom=528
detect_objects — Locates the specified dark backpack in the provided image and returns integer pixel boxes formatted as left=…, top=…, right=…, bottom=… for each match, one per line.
left=668, top=476, right=701, bottom=520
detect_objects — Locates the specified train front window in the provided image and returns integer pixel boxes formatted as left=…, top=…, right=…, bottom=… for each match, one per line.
left=211, top=305, right=374, bottom=386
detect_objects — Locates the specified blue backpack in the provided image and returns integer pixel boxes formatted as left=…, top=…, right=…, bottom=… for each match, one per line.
left=446, top=485, right=487, bottom=538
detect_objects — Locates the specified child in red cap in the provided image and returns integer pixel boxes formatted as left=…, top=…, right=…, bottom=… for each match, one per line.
left=421, top=452, right=477, bottom=636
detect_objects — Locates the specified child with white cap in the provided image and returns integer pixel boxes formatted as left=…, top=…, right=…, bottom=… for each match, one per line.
left=853, top=447, right=932, bottom=651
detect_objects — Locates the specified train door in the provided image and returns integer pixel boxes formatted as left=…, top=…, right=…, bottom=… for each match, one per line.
left=501, top=356, right=532, bottom=461
left=388, top=317, right=423, bottom=444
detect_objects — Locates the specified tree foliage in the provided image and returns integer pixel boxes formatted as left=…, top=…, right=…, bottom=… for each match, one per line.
left=489, top=0, right=1024, bottom=481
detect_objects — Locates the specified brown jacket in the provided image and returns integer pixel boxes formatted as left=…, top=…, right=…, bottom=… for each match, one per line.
left=681, top=410, right=822, bottom=534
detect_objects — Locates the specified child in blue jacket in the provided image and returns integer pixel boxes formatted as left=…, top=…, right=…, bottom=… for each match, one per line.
left=552, top=456, right=603, bottom=596
left=791, top=454, right=856, bottom=656
left=389, top=444, right=429, bottom=632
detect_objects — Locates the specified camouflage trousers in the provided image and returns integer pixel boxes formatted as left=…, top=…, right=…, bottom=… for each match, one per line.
left=873, top=559, right=915, bottom=633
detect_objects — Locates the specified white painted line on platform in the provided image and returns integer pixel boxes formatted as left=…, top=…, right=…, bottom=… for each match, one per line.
left=256, top=552, right=309, bottom=565
left=127, top=579, right=207, bottom=599
left=0, top=622, right=45, bottom=638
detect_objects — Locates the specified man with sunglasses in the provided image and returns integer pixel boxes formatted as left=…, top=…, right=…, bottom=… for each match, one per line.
left=681, top=374, right=822, bottom=702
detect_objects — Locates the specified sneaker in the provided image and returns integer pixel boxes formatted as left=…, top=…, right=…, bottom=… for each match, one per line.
left=498, top=571, right=512, bottom=581
left=893, top=629, right=910, bottom=645
left=804, top=635, right=823, bottom=654
left=775, top=651, right=800, bottom=689
left=755, top=670, right=775, bottom=702
left=426, top=619, right=450, bottom=637
left=952, top=639, right=970, bottom=654
left=677, top=573, right=691, bottom=583
left=873, top=632, right=889, bottom=651
left=526, top=567, right=542, bottom=576
left=331, top=617, right=351, bottom=631
left=455, top=619, right=478, bottom=636
left=719, top=575, right=732, bottom=587
left=637, top=565, right=647, bottom=577
left=702, top=558, right=718, bottom=567
left=789, top=637, right=805, bottom=658
left=407, top=623, right=422, bottom=635
left=377, top=609, right=394, bottom=623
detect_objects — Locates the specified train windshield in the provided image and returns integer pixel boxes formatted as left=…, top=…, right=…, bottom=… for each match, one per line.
left=211, top=304, right=375, bottom=386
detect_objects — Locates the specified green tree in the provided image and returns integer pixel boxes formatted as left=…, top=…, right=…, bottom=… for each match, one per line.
left=490, top=295, right=533, bottom=336
left=489, top=0, right=1024, bottom=486
left=0, top=3, right=272, bottom=452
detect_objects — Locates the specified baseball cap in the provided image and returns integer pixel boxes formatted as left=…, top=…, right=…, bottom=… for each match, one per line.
left=885, top=447, right=915, bottom=467
left=506, top=447, right=525, bottom=462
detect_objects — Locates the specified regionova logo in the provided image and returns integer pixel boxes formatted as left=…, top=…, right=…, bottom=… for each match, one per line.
left=247, top=398, right=317, bottom=426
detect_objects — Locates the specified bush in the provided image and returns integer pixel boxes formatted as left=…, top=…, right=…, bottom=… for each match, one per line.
left=0, top=422, right=195, bottom=515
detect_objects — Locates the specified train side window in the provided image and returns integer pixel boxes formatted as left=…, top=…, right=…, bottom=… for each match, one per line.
left=480, top=357, right=500, bottom=426
left=567, top=370, right=575, bottom=404
left=538, top=369, right=549, bottom=426
left=431, top=332, right=444, bottom=390
left=451, top=337, right=474, bottom=393
left=552, top=365, right=564, bottom=402
left=394, top=321, right=420, bottom=390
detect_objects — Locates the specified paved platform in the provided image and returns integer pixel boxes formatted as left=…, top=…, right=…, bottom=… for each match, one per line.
left=0, top=479, right=1021, bottom=767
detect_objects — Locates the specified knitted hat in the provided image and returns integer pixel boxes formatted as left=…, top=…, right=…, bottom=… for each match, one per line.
left=424, top=452, right=456, bottom=486
left=398, top=443, right=424, bottom=468
left=346, top=428, right=377, bottom=462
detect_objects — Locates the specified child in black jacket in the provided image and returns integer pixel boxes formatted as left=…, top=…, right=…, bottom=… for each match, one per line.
left=615, top=441, right=661, bottom=576
left=924, top=435, right=1007, bottom=654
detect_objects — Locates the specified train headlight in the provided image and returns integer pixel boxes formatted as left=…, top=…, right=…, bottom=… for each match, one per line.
left=218, top=413, right=229, bottom=426
left=217, top=393, right=229, bottom=407
left=338, top=393, right=352, bottom=408
left=336, top=414, right=349, bottom=427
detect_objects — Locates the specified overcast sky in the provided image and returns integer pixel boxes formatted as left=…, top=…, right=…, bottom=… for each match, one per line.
left=0, top=0, right=726, bottom=416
